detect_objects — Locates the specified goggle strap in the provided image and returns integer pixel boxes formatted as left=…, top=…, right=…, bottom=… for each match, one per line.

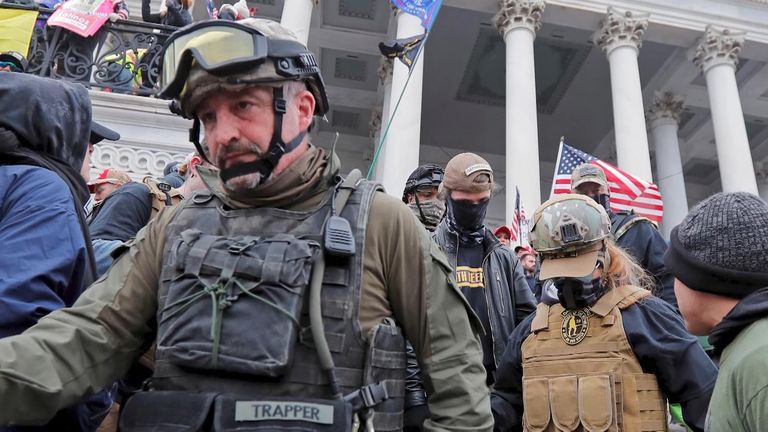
left=189, top=119, right=213, bottom=165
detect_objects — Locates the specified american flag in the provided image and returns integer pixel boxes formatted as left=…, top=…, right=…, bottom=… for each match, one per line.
left=551, top=143, right=664, bottom=223
left=509, top=186, right=529, bottom=245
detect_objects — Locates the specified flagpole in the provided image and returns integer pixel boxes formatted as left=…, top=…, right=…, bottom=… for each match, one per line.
left=515, top=186, right=523, bottom=248
left=549, top=138, right=565, bottom=199
left=365, top=1, right=444, bottom=179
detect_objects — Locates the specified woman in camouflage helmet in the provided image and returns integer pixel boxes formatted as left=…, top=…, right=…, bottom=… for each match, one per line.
left=491, top=194, right=717, bottom=432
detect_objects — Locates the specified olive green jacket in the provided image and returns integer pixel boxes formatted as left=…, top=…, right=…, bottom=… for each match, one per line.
left=0, top=148, right=492, bottom=431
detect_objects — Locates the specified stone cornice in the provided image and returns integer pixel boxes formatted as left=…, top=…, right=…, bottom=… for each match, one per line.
left=592, top=7, right=649, bottom=55
left=92, top=143, right=188, bottom=179
left=693, top=25, right=745, bottom=73
left=647, top=91, right=686, bottom=125
left=493, top=0, right=546, bottom=36
left=544, top=0, right=768, bottom=45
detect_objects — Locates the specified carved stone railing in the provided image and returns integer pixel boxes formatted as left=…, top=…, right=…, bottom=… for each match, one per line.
left=3, top=3, right=175, bottom=96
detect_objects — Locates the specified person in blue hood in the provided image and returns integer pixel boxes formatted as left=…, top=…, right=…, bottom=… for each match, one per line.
left=0, top=73, right=112, bottom=431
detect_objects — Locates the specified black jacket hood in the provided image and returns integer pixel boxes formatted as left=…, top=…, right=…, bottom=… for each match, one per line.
left=709, top=287, right=768, bottom=355
left=0, top=73, right=91, bottom=171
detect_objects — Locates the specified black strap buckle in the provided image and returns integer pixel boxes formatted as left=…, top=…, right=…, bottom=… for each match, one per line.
left=274, top=98, right=287, bottom=113
left=227, top=241, right=254, bottom=255
left=344, top=382, right=389, bottom=412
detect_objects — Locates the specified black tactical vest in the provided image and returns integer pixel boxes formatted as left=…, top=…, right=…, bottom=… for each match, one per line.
left=145, top=178, right=405, bottom=431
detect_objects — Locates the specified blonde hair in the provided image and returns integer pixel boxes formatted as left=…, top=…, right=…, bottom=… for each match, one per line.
left=602, top=240, right=655, bottom=293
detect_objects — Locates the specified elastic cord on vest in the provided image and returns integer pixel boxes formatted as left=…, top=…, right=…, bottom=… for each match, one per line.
left=218, top=86, right=307, bottom=184
left=309, top=239, right=343, bottom=399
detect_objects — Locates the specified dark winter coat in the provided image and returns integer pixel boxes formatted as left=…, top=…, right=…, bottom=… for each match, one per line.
left=433, top=222, right=537, bottom=368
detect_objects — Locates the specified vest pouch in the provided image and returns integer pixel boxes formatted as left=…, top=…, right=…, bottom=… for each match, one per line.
left=212, top=395, right=354, bottom=431
left=522, top=377, right=551, bottom=431
left=119, top=391, right=218, bottom=432
left=578, top=375, right=617, bottom=432
left=363, top=318, right=406, bottom=431
left=549, top=375, right=579, bottom=431
left=158, top=230, right=319, bottom=377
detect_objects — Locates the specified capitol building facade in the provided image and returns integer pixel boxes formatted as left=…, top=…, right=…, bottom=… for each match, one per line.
left=90, top=0, right=768, bottom=237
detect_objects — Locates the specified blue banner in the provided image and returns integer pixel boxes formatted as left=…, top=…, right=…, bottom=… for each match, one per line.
left=391, top=0, right=443, bottom=30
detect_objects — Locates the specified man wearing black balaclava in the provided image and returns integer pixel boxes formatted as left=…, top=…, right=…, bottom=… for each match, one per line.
left=433, top=152, right=535, bottom=385
left=570, top=163, right=677, bottom=310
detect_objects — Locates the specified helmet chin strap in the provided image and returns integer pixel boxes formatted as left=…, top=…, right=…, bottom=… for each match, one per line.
left=192, top=86, right=308, bottom=184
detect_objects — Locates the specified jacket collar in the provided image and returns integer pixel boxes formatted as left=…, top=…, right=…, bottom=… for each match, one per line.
left=709, top=287, right=768, bottom=355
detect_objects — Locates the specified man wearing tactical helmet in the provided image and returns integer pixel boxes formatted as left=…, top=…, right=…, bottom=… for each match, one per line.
left=570, top=163, right=677, bottom=309
left=0, top=19, right=492, bottom=432
left=402, top=164, right=445, bottom=231
left=491, top=194, right=716, bottom=432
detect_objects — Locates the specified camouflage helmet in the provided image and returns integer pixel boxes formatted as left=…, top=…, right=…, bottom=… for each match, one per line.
left=530, top=194, right=611, bottom=279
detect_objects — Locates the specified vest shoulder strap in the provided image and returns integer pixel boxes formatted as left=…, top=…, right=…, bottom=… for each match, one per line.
left=143, top=176, right=183, bottom=219
left=531, top=302, right=552, bottom=333
left=613, top=213, right=657, bottom=241
left=334, top=169, right=363, bottom=213
left=590, top=285, right=650, bottom=316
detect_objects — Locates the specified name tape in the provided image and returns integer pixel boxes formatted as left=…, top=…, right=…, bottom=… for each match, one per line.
left=235, top=401, right=334, bottom=425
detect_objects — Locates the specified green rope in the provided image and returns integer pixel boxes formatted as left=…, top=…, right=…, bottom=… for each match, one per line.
left=160, top=276, right=302, bottom=368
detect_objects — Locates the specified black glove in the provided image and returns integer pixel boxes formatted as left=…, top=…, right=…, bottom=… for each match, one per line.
left=403, top=403, right=430, bottom=432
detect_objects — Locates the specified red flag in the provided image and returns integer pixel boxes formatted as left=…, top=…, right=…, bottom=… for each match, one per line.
left=551, top=143, right=663, bottom=223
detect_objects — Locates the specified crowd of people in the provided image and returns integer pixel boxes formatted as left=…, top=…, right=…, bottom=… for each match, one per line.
left=0, top=14, right=766, bottom=432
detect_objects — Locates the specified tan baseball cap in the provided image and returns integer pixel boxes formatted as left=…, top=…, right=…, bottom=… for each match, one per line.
left=539, top=243, right=602, bottom=279
left=571, top=163, right=608, bottom=190
left=441, top=153, right=493, bottom=193
left=87, top=168, right=131, bottom=192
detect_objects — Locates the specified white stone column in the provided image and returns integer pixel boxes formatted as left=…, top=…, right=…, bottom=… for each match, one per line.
left=280, top=0, right=316, bottom=45
left=594, top=8, right=653, bottom=182
left=494, top=0, right=545, bottom=224
left=377, top=9, right=425, bottom=197
left=647, top=92, right=688, bottom=238
left=693, top=26, right=758, bottom=194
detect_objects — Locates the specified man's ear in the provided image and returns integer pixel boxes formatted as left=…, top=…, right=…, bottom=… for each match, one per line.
left=295, top=89, right=316, bottom=132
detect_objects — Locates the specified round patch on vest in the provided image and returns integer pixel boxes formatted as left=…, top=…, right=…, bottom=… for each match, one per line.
left=561, top=309, right=590, bottom=345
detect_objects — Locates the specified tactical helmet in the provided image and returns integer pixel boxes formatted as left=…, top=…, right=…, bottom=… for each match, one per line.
left=157, top=18, right=329, bottom=184
left=402, top=164, right=444, bottom=203
left=530, top=194, right=611, bottom=279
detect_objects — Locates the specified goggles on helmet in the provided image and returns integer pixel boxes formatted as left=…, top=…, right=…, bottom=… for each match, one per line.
left=158, top=20, right=323, bottom=106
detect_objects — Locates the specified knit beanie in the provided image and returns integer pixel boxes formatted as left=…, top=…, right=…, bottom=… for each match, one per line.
left=664, top=192, right=768, bottom=298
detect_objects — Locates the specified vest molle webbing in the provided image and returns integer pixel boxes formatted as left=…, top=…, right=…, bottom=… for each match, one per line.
left=149, top=174, right=405, bottom=431
left=521, top=285, right=667, bottom=432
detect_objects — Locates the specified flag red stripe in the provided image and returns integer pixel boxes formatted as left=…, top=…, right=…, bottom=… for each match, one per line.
left=594, top=160, right=648, bottom=196
left=611, top=199, right=664, bottom=212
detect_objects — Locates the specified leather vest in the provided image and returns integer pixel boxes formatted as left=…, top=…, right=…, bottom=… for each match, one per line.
left=150, top=178, right=405, bottom=431
left=521, top=285, right=667, bottom=432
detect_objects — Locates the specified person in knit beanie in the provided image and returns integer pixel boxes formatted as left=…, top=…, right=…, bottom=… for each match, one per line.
left=664, top=191, right=768, bottom=431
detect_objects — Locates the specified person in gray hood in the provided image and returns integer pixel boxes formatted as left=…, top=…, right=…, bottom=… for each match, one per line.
left=0, top=73, right=112, bottom=431
left=433, top=152, right=536, bottom=385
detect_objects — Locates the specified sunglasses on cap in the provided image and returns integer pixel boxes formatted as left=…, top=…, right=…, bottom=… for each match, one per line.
left=0, top=61, right=22, bottom=72
left=158, top=20, right=317, bottom=100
